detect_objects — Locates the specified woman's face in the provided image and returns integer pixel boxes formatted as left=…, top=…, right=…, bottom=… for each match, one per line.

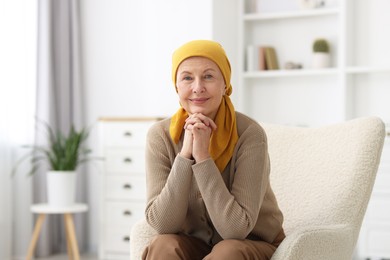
left=176, top=57, right=226, bottom=120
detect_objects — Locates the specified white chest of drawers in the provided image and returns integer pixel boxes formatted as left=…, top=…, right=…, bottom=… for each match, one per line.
left=98, top=118, right=159, bottom=259
left=356, top=133, right=390, bottom=259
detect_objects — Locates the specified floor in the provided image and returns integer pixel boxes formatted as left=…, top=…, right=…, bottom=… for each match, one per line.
left=35, top=254, right=98, bottom=260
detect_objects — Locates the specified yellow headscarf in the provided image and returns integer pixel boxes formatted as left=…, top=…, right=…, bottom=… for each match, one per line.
left=169, top=40, right=238, bottom=172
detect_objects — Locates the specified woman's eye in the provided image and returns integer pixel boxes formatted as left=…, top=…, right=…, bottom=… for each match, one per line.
left=183, top=76, right=192, bottom=81
left=204, top=74, right=213, bottom=79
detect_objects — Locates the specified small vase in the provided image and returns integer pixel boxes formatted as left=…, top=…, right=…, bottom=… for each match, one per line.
left=47, top=171, right=76, bottom=207
left=312, top=52, right=330, bottom=68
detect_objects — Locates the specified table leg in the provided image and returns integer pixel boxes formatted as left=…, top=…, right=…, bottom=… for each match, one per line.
left=26, top=214, right=46, bottom=260
left=64, top=213, right=80, bottom=260
left=64, top=217, right=73, bottom=260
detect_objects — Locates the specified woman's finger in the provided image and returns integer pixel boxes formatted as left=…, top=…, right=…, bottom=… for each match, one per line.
left=193, top=114, right=217, bottom=130
left=184, top=117, right=202, bottom=129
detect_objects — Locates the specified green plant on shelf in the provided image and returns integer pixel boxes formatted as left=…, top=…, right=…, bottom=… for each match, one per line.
left=313, top=38, right=330, bottom=53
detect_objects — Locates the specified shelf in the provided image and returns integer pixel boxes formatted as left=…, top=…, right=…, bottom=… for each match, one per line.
left=243, top=68, right=339, bottom=78
left=243, top=8, right=339, bottom=21
left=238, top=0, right=390, bottom=128
left=243, top=67, right=390, bottom=79
left=346, top=67, right=390, bottom=74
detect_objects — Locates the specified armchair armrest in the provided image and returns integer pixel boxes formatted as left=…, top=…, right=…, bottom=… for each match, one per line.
left=271, top=224, right=355, bottom=260
left=130, top=219, right=157, bottom=260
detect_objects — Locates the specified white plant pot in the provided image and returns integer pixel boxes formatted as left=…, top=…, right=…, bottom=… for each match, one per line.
left=312, top=52, right=330, bottom=68
left=47, top=171, right=76, bottom=207
left=298, top=0, right=324, bottom=9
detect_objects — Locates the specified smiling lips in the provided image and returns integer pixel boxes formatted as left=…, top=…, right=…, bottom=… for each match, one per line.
left=190, top=98, right=209, bottom=104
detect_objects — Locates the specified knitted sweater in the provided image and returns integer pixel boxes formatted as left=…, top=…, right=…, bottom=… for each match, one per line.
left=144, top=112, right=284, bottom=245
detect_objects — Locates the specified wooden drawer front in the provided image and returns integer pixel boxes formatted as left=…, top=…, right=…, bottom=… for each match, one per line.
left=106, top=175, right=146, bottom=200
left=103, top=122, right=154, bottom=147
left=106, top=201, right=145, bottom=228
left=366, top=195, right=390, bottom=222
left=105, top=228, right=131, bottom=253
left=105, top=149, right=145, bottom=173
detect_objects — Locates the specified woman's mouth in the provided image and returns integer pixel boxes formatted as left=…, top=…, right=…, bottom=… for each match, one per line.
left=190, top=98, right=209, bottom=104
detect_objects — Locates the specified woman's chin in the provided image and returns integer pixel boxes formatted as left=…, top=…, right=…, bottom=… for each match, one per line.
left=190, top=110, right=208, bottom=116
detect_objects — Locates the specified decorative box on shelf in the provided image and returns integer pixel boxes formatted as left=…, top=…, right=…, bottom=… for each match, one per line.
left=98, top=117, right=162, bottom=260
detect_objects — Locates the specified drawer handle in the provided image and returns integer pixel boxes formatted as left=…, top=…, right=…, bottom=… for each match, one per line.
left=123, top=210, right=132, bottom=216
left=124, top=157, right=132, bottom=163
left=124, top=131, right=132, bottom=137
left=123, top=183, right=132, bottom=189
left=123, top=236, right=130, bottom=242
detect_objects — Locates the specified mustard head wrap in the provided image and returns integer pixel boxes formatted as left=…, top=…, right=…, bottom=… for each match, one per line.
left=169, top=39, right=238, bottom=172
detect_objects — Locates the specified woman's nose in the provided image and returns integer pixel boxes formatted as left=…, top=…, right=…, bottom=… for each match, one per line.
left=193, top=79, right=205, bottom=93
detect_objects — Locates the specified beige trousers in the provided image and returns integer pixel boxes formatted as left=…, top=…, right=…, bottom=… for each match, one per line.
left=142, top=230, right=285, bottom=260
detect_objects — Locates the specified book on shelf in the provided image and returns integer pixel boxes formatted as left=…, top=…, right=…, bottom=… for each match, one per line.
left=258, top=46, right=266, bottom=70
left=264, top=46, right=279, bottom=70
left=246, top=45, right=279, bottom=71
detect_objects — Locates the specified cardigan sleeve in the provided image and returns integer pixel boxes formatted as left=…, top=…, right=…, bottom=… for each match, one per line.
left=144, top=122, right=195, bottom=234
left=193, top=123, right=269, bottom=239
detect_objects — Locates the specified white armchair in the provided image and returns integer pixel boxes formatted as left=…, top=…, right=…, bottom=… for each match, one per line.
left=130, top=117, right=385, bottom=260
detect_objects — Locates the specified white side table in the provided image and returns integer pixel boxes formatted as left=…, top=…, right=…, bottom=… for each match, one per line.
left=26, top=203, right=88, bottom=260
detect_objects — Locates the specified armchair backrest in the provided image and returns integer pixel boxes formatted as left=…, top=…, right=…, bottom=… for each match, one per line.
left=262, top=117, right=385, bottom=242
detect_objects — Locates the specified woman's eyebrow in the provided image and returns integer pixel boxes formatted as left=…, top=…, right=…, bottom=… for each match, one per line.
left=204, top=68, right=216, bottom=72
left=178, top=70, right=192, bottom=75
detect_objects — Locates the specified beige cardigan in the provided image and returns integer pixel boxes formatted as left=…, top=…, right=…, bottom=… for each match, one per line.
left=144, top=112, right=284, bottom=245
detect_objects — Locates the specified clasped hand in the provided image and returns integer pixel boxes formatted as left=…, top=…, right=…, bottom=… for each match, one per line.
left=180, top=113, right=217, bottom=163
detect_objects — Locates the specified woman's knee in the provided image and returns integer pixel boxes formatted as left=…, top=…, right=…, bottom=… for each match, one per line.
left=143, top=234, right=183, bottom=259
left=143, top=233, right=210, bottom=260
left=205, top=240, right=247, bottom=259
left=153, top=234, right=181, bottom=244
left=205, top=239, right=275, bottom=260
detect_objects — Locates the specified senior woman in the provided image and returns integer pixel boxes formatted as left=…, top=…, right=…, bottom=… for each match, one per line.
left=142, top=40, right=285, bottom=260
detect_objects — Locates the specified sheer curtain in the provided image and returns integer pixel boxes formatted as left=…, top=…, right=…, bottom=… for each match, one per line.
left=0, top=0, right=37, bottom=259
left=33, top=0, right=87, bottom=256
left=0, top=0, right=85, bottom=257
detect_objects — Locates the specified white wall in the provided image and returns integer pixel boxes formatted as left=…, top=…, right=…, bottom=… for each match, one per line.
left=80, top=0, right=238, bottom=252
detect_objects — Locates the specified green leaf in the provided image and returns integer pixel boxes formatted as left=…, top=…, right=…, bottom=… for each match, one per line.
left=11, top=119, right=102, bottom=177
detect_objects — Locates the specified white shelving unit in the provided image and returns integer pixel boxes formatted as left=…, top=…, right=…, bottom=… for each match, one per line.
left=237, top=0, right=390, bottom=259
left=237, top=0, right=390, bottom=127
left=344, top=0, right=390, bottom=126
left=243, top=8, right=340, bottom=21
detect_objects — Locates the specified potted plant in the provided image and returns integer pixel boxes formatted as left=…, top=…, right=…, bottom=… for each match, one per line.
left=312, top=38, right=331, bottom=68
left=12, top=120, right=98, bottom=206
